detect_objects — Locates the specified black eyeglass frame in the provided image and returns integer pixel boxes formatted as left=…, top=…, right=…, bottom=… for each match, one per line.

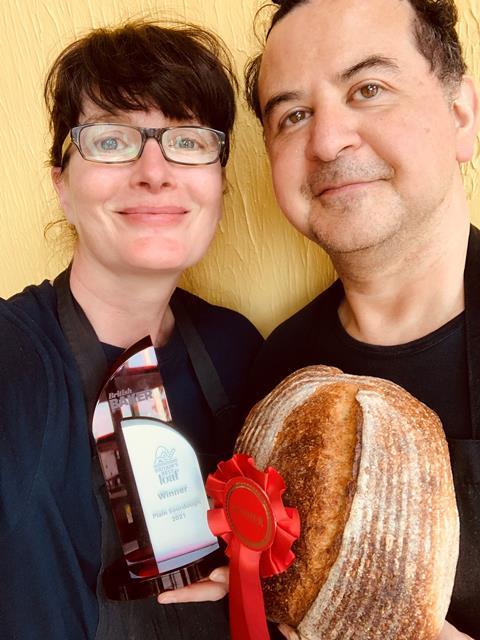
left=61, top=123, right=227, bottom=167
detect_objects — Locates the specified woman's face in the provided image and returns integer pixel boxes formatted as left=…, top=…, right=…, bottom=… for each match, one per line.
left=52, top=99, right=224, bottom=278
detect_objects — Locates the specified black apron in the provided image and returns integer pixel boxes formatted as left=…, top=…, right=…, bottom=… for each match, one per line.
left=54, top=268, right=233, bottom=640
left=447, top=225, right=480, bottom=637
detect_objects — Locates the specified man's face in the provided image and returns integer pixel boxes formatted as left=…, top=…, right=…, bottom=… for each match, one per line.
left=258, top=0, right=468, bottom=257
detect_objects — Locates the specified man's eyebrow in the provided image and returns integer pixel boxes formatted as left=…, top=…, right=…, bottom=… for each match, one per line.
left=338, top=55, right=400, bottom=82
left=262, top=91, right=303, bottom=124
left=261, top=56, right=399, bottom=123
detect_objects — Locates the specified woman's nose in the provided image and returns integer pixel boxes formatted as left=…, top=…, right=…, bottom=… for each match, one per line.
left=130, top=138, right=177, bottom=190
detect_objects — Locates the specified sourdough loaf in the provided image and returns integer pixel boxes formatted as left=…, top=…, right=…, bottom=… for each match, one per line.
left=236, top=366, right=459, bottom=640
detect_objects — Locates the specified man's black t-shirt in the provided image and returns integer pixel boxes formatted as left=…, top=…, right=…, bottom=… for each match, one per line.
left=251, top=280, right=471, bottom=440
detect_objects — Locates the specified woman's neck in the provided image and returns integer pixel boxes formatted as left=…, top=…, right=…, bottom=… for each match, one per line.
left=68, top=257, right=179, bottom=348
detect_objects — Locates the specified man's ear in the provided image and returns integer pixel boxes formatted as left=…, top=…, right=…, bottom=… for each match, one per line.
left=453, top=76, right=479, bottom=163
left=51, top=167, right=75, bottom=225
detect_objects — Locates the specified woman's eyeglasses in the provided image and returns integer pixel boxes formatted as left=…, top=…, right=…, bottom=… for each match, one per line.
left=61, top=123, right=226, bottom=167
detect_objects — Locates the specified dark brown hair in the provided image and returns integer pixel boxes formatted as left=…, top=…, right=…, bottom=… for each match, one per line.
left=45, top=20, right=237, bottom=168
left=245, top=0, right=467, bottom=121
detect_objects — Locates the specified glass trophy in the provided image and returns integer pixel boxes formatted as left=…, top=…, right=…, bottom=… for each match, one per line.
left=92, top=336, right=222, bottom=600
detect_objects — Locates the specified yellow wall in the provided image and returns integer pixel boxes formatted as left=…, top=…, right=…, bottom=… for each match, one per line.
left=0, top=0, right=479, bottom=336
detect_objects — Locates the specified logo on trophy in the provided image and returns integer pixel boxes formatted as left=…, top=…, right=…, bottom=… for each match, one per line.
left=154, top=447, right=179, bottom=485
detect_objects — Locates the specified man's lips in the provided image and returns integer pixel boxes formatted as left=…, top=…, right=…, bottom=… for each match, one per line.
left=315, top=179, right=381, bottom=197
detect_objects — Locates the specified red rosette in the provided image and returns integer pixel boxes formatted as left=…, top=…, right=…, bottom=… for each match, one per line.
left=206, top=453, right=300, bottom=640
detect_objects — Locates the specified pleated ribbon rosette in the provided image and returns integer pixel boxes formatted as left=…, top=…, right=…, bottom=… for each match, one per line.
left=206, top=454, right=300, bottom=640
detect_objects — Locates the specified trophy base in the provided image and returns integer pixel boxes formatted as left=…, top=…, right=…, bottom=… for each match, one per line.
left=102, top=546, right=225, bottom=600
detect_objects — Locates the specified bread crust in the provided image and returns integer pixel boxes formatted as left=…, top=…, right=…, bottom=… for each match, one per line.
left=236, top=366, right=459, bottom=640
left=263, top=382, right=362, bottom=625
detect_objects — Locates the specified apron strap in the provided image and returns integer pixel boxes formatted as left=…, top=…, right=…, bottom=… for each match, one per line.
left=53, top=266, right=108, bottom=424
left=170, top=293, right=234, bottom=433
left=463, top=225, right=480, bottom=439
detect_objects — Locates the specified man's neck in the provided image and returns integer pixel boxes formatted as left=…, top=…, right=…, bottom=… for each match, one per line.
left=334, top=213, right=471, bottom=346
left=68, top=255, right=179, bottom=349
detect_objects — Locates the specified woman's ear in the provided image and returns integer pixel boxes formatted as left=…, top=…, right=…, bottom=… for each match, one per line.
left=453, top=76, right=479, bottom=163
left=51, top=167, right=75, bottom=225
left=221, top=167, right=229, bottom=199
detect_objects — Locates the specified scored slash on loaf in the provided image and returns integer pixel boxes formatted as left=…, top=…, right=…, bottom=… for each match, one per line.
left=236, top=366, right=459, bottom=640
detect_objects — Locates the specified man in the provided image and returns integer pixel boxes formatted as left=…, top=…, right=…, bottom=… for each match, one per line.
left=245, top=0, right=479, bottom=638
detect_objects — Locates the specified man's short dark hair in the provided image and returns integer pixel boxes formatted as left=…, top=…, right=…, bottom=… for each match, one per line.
left=45, top=20, right=237, bottom=168
left=245, top=0, right=467, bottom=121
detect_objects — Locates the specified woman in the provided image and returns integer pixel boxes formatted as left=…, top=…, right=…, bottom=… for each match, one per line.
left=0, top=21, right=262, bottom=640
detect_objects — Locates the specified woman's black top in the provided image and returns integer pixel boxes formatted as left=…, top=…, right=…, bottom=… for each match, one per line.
left=0, top=281, right=262, bottom=640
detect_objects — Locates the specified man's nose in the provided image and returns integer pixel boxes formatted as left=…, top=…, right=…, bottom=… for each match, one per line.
left=306, top=103, right=362, bottom=163
left=130, top=138, right=177, bottom=189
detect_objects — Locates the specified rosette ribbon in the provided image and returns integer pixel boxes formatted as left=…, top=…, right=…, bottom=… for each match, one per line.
left=206, top=454, right=300, bottom=640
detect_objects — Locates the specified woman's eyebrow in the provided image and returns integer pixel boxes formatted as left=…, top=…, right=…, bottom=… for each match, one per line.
left=81, top=110, right=125, bottom=124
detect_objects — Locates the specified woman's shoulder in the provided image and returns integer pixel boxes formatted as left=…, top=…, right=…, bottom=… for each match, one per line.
left=171, top=289, right=263, bottom=430
left=0, top=281, right=50, bottom=348
left=0, top=279, right=65, bottom=399
left=173, top=287, right=262, bottom=346
left=4, top=279, right=57, bottom=323
left=0, top=280, right=72, bottom=403
left=1, top=280, right=70, bottom=357
left=0, top=281, right=83, bottom=537
left=0, top=284, right=59, bottom=534
left=172, top=288, right=263, bottom=389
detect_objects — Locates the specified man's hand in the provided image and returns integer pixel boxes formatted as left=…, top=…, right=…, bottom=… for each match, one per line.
left=438, top=621, right=474, bottom=639
left=278, top=623, right=300, bottom=639
left=156, top=567, right=229, bottom=604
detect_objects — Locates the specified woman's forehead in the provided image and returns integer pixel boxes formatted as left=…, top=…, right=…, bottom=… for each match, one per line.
left=78, top=97, right=201, bottom=126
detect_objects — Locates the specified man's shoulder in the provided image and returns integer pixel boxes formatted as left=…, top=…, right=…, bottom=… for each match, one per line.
left=249, top=280, right=342, bottom=403
left=469, top=223, right=480, bottom=243
left=267, top=279, right=342, bottom=345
